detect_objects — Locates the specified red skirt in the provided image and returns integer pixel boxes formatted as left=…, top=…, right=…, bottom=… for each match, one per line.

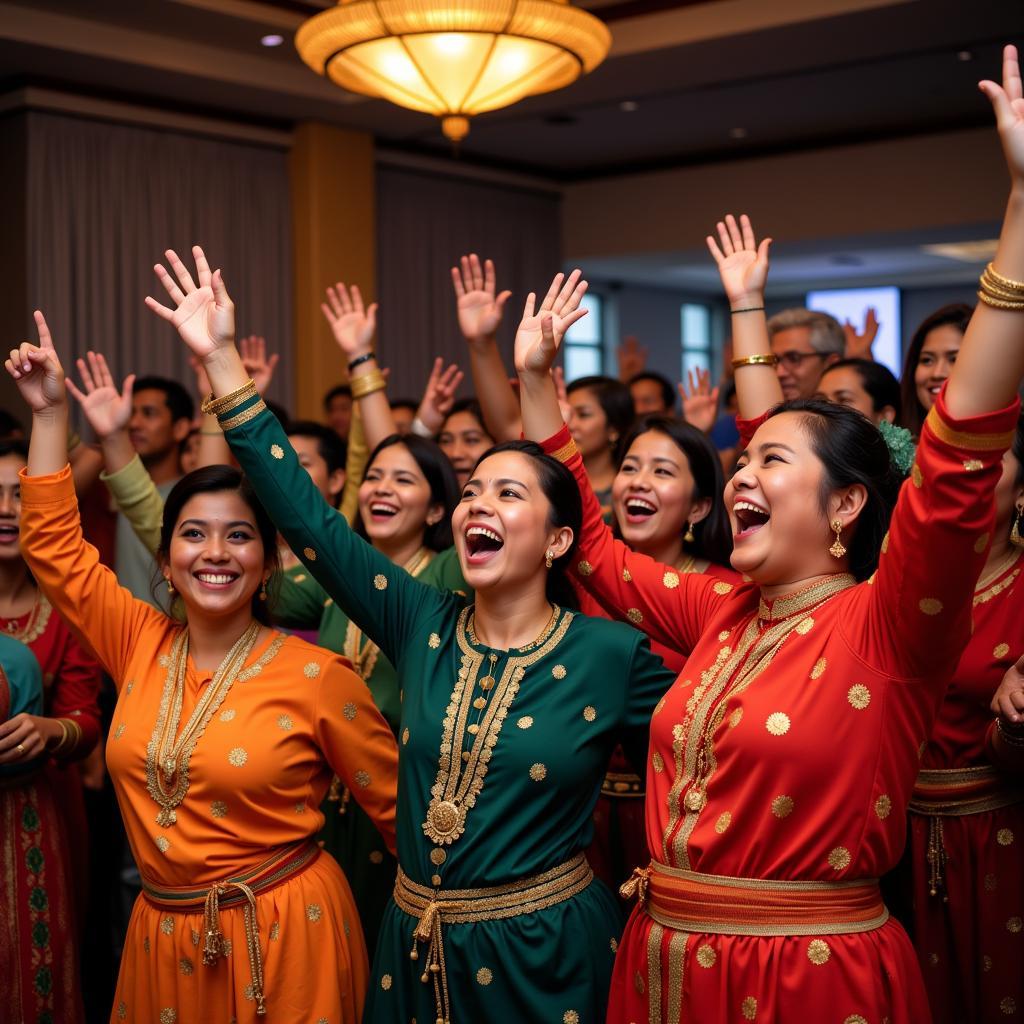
left=0, top=770, right=85, bottom=1024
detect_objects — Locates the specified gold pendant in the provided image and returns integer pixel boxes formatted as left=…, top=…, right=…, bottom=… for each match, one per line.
left=156, top=807, right=177, bottom=828
left=163, top=758, right=177, bottom=780
left=423, top=799, right=462, bottom=844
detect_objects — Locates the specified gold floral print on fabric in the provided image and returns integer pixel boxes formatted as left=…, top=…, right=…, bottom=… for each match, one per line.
left=997, top=828, right=1014, bottom=846
left=807, top=938, right=831, bottom=965
left=695, top=943, right=716, bottom=968
left=919, top=598, right=943, bottom=616
left=994, top=643, right=1010, bottom=659
left=270, top=444, right=284, bottom=460
left=563, top=1012, right=579, bottom=1024
left=847, top=685, right=871, bottom=710
left=422, top=606, right=572, bottom=846
left=772, top=795, right=794, bottom=818
left=810, top=657, right=827, bottom=680
left=476, top=967, right=493, bottom=985
left=875, top=795, right=892, bottom=820
left=828, top=847, right=852, bottom=871
left=664, top=574, right=857, bottom=868
left=742, top=996, right=758, bottom=1020
left=529, top=764, right=547, bottom=782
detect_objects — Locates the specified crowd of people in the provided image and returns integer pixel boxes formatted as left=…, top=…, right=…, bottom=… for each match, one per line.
left=0, top=44, right=1022, bottom=1024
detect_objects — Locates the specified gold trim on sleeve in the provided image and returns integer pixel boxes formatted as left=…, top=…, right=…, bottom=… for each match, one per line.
left=202, top=379, right=257, bottom=416
left=219, top=400, right=268, bottom=432
left=924, top=406, right=1016, bottom=452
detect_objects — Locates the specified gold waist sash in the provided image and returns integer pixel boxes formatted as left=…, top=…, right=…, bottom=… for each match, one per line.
left=621, top=861, right=889, bottom=937
left=142, top=839, right=320, bottom=1016
left=909, top=765, right=1024, bottom=816
left=393, top=854, right=593, bottom=1024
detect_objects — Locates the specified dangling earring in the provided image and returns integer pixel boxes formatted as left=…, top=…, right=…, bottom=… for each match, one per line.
left=684, top=520, right=696, bottom=544
left=544, top=549, right=554, bottom=569
left=829, top=519, right=847, bottom=559
left=259, top=577, right=269, bottom=601
left=164, top=575, right=175, bottom=597
left=1012, top=506, right=1024, bottom=548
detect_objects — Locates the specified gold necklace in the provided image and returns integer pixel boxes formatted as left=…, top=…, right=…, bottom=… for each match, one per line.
left=3, top=590, right=51, bottom=645
left=975, top=545, right=1022, bottom=594
left=422, top=605, right=572, bottom=847
left=146, top=621, right=270, bottom=827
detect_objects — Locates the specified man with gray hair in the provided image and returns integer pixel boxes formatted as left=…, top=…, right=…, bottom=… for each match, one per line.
left=767, top=308, right=845, bottom=400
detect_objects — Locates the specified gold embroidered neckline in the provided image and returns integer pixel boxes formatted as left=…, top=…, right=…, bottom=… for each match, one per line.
left=422, top=605, right=573, bottom=847
left=3, top=591, right=52, bottom=645
left=975, top=546, right=1022, bottom=596
left=345, top=547, right=433, bottom=680
left=464, top=602, right=560, bottom=653
left=757, top=573, right=856, bottom=622
left=145, top=624, right=284, bottom=828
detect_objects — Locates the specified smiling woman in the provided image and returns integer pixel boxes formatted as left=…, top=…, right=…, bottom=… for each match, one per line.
left=160, top=246, right=677, bottom=1023
left=5, top=313, right=400, bottom=1023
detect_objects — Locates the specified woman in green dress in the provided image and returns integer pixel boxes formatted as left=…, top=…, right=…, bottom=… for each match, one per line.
left=148, top=246, right=675, bottom=1023
left=274, top=431, right=465, bottom=954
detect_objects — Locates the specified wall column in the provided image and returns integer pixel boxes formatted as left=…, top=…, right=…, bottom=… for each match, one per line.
left=289, top=122, right=375, bottom=420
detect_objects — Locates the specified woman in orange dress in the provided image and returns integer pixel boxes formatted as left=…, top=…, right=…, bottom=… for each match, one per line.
left=515, top=46, right=1024, bottom=1023
left=6, top=313, right=399, bottom=1024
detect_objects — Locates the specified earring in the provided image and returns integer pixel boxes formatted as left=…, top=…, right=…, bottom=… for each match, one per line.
left=544, top=549, right=554, bottom=569
left=684, top=521, right=696, bottom=544
left=829, top=519, right=847, bottom=559
left=259, top=578, right=269, bottom=601
left=164, top=575, right=175, bottom=596
left=1012, top=506, right=1024, bottom=548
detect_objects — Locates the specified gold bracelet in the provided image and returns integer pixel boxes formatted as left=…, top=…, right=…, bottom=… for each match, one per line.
left=50, top=719, right=73, bottom=757
left=984, top=262, right=1024, bottom=292
left=731, top=353, right=779, bottom=369
left=350, top=370, right=387, bottom=401
left=201, top=378, right=258, bottom=416
left=977, top=290, right=1024, bottom=312
left=979, top=271, right=1024, bottom=302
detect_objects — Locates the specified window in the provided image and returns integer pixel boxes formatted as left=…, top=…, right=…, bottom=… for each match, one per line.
left=680, top=302, right=712, bottom=380
left=805, top=286, right=902, bottom=377
left=564, top=293, right=603, bottom=381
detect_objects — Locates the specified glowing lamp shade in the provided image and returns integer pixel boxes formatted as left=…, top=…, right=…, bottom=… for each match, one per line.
left=295, top=0, right=611, bottom=140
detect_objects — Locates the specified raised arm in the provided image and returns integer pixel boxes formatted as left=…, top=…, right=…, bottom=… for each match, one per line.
left=413, top=357, right=464, bottom=436
left=516, top=273, right=733, bottom=653
left=451, top=253, right=521, bottom=442
left=706, top=214, right=781, bottom=421
left=146, top=246, right=451, bottom=661
left=6, top=314, right=164, bottom=683
left=321, top=282, right=398, bottom=450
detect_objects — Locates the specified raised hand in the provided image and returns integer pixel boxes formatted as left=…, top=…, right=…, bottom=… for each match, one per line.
left=6, top=312, right=66, bottom=413
left=416, top=357, right=464, bottom=434
left=513, top=270, right=589, bottom=376
left=678, top=367, right=720, bottom=434
left=617, top=335, right=647, bottom=381
left=239, top=335, right=280, bottom=394
left=705, top=214, right=772, bottom=307
left=843, top=308, right=879, bottom=360
left=66, top=352, right=135, bottom=441
left=980, top=44, right=1024, bottom=187
left=145, top=245, right=235, bottom=360
left=451, top=254, right=512, bottom=342
left=320, top=283, right=377, bottom=358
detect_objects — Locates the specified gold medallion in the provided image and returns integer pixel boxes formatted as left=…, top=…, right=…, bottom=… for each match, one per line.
left=425, top=799, right=461, bottom=843
left=684, top=788, right=704, bottom=812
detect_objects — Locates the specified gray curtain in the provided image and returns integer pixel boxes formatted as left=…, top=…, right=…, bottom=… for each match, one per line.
left=376, top=165, right=561, bottom=401
left=25, top=112, right=292, bottom=422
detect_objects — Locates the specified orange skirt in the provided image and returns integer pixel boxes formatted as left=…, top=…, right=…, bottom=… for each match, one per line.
left=112, top=851, right=368, bottom=1023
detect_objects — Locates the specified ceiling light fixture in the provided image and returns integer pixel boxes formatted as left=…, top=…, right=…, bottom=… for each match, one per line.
left=261, top=34, right=285, bottom=47
left=295, top=0, right=611, bottom=142
left=620, top=100, right=638, bottom=113
left=956, top=50, right=973, bottom=62
left=922, top=239, right=999, bottom=262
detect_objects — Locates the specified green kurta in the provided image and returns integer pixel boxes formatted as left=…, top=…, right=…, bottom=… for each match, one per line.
left=220, top=397, right=675, bottom=1024
left=274, top=547, right=467, bottom=954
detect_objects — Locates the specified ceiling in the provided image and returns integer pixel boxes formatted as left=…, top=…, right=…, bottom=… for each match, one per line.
left=1, top=0, right=1021, bottom=182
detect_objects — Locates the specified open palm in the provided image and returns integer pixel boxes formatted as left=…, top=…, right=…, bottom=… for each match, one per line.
left=452, top=254, right=511, bottom=340
left=514, top=270, right=589, bottom=376
left=321, top=283, right=377, bottom=357
left=705, top=214, right=771, bottom=305
left=5, top=312, right=66, bottom=413
left=66, top=352, right=134, bottom=441
left=981, top=45, right=1024, bottom=184
left=144, top=245, right=235, bottom=359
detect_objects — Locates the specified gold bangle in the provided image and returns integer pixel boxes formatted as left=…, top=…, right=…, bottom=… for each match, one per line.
left=977, top=290, right=1024, bottom=312
left=979, top=271, right=1024, bottom=302
left=984, top=262, right=1024, bottom=292
left=731, top=354, right=779, bottom=369
left=50, top=719, right=73, bottom=757
left=201, top=378, right=257, bottom=416
left=350, top=370, right=387, bottom=400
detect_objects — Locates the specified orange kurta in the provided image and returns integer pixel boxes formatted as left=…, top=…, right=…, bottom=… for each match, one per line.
left=543, top=391, right=1020, bottom=1024
left=19, top=466, right=399, bottom=1024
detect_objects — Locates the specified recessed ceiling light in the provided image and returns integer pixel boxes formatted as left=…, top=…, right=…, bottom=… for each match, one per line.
left=619, top=100, right=638, bottom=113
left=729, top=127, right=747, bottom=139
left=957, top=50, right=973, bottom=62
left=922, top=239, right=999, bottom=262
left=261, top=34, right=284, bottom=47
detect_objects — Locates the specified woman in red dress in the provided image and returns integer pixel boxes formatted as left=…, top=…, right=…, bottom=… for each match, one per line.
left=514, top=47, right=1024, bottom=1022
left=902, top=411, right=1024, bottom=1021
left=0, top=439, right=100, bottom=1024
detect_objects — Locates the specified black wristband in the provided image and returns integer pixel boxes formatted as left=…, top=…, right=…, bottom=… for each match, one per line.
left=730, top=306, right=766, bottom=314
left=347, top=351, right=376, bottom=373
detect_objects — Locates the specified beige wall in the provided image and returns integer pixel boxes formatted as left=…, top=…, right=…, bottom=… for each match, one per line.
left=564, top=127, right=1006, bottom=259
